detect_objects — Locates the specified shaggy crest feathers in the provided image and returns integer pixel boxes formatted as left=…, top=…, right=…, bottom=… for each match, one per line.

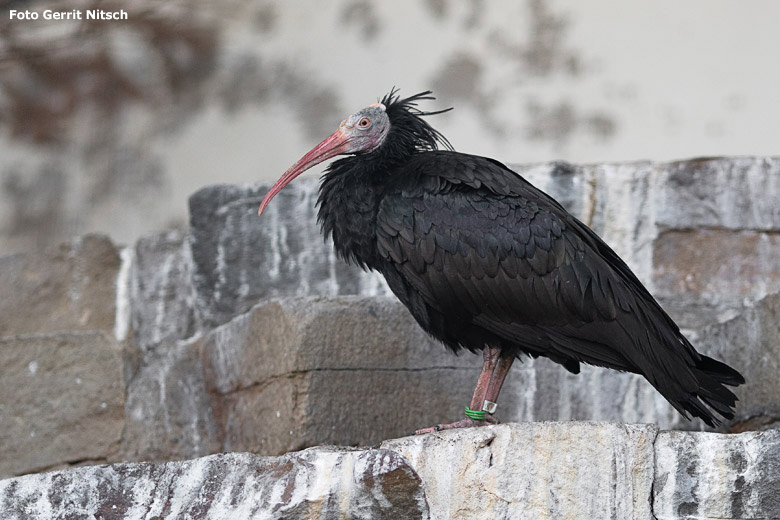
left=381, top=88, right=454, bottom=154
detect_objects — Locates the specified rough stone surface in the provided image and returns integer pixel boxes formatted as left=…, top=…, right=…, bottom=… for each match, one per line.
left=0, top=234, right=120, bottom=336
left=119, top=336, right=221, bottom=463
left=201, top=296, right=476, bottom=455
left=653, top=229, right=780, bottom=325
left=0, top=332, right=125, bottom=479
left=118, top=229, right=217, bottom=464
left=653, top=429, right=780, bottom=520
left=658, top=157, right=780, bottom=230
left=694, top=291, right=780, bottom=430
left=0, top=448, right=429, bottom=520
left=382, top=422, right=658, bottom=520
left=188, top=182, right=389, bottom=328
left=130, top=229, right=201, bottom=352
left=4, top=422, right=780, bottom=520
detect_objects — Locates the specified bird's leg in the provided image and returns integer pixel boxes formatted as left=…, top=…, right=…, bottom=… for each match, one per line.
left=415, top=346, right=505, bottom=434
left=483, top=354, right=515, bottom=413
left=467, top=346, right=502, bottom=414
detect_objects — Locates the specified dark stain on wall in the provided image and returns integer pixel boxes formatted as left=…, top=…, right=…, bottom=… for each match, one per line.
left=431, top=53, right=483, bottom=102
left=526, top=100, right=617, bottom=147
left=0, top=1, right=218, bottom=145
left=340, top=1, right=380, bottom=42
left=2, top=164, right=68, bottom=247
left=425, top=0, right=616, bottom=146
left=254, top=3, right=278, bottom=34
left=423, top=0, right=448, bottom=20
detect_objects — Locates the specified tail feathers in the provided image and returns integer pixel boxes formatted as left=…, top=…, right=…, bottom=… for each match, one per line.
left=670, top=354, right=745, bottom=427
left=696, top=354, right=746, bottom=386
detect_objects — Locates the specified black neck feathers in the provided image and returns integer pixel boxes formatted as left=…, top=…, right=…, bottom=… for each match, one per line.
left=316, top=89, right=451, bottom=268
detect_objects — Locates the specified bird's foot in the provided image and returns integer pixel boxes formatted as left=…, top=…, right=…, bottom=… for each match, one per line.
left=414, top=415, right=499, bottom=435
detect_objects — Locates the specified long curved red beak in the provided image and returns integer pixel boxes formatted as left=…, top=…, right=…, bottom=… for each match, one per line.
left=258, top=129, right=351, bottom=216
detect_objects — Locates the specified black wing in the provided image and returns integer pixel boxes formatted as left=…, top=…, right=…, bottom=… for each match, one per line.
left=375, top=152, right=742, bottom=424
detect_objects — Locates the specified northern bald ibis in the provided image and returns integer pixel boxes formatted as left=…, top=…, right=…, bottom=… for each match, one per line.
left=258, top=90, right=744, bottom=433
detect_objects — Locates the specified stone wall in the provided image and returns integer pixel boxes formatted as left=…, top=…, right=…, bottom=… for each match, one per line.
left=1, top=157, right=779, bottom=518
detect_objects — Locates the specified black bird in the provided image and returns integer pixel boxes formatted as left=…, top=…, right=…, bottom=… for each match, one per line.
left=258, top=90, right=745, bottom=432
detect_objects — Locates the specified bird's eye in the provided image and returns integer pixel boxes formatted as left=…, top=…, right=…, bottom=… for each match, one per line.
left=358, top=117, right=371, bottom=128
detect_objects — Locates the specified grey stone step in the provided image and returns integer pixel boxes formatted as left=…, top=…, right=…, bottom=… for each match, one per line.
left=2, top=422, right=778, bottom=520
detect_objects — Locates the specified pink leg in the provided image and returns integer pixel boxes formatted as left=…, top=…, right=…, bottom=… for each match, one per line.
left=484, top=354, right=514, bottom=406
left=415, top=346, right=510, bottom=435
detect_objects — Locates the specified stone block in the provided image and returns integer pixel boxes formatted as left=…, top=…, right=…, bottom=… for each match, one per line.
left=0, top=234, right=120, bottom=337
left=119, top=336, right=221, bottom=463
left=582, top=161, right=660, bottom=284
left=383, top=422, right=658, bottom=520
left=201, top=296, right=476, bottom=454
left=658, top=157, right=780, bottom=230
left=652, top=229, right=780, bottom=326
left=653, top=429, right=780, bottom=519
left=0, top=332, right=124, bottom=479
left=694, top=291, right=780, bottom=429
left=188, top=182, right=388, bottom=328
left=219, top=366, right=477, bottom=456
left=130, top=229, right=201, bottom=351
left=121, top=229, right=217, bottom=464
left=201, top=293, right=773, bottom=444
left=0, top=449, right=428, bottom=520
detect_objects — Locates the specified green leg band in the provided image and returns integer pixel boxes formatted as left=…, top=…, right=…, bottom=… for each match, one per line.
left=465, top=406, right=486, bottom=420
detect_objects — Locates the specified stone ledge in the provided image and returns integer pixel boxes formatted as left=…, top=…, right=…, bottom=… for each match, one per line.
left=1, top=422, right=778, bottom=520
left=653, top=429, right=780, bottom=520
left=0, top=448, right=428, bottom=520
left=383, top=422, right=657, bottom=519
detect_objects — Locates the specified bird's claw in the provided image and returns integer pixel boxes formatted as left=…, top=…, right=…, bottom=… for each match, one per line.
left=414, top=415, right=499, bottom=435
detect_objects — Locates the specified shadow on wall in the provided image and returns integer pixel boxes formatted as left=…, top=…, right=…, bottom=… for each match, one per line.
left=0, top=0, right=347, bottom=253
left=1, top=0, right=622, bottom=255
